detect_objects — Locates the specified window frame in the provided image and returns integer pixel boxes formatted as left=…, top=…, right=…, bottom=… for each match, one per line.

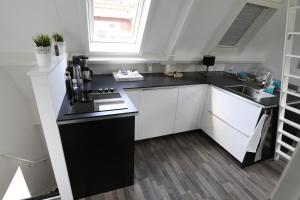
left=217, top=3, right=275, bottom=48
left=217, top=3, right=267, bottom=47
left=203, top=0, right=281, bottom=55
left=86, top=0, right=152, bottom=54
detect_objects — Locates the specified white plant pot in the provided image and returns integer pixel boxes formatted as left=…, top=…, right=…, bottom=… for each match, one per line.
left=35, top=46, right=52, bottom=67
left=52, top=42, right=66, bottom=56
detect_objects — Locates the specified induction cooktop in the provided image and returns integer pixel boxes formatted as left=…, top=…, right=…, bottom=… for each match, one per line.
left=65, top=88, right=128, bottom=115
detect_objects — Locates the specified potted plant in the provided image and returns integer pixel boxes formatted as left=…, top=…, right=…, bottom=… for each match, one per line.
left=33, top=34, right=52, bottom=67
left=52, top=33, right=65, bottom=56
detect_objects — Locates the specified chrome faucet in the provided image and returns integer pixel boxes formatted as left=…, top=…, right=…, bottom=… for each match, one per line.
left=262, top=72, right=272, bottom=89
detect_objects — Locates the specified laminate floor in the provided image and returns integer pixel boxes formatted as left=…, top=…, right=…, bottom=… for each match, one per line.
left=83, top=131, right=286, bottom=200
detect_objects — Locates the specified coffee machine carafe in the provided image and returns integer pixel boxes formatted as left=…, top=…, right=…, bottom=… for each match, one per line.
left=78, top=55, right=93, bottom=81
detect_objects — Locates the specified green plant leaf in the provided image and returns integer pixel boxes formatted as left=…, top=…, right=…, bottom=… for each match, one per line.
left=52, top=33, right=64, bottom=42
left=32, top=33, right=51, bottom=47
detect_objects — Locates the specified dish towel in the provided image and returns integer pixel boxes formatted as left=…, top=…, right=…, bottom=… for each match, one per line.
left=246, top=114, right=268, bottom=153
left=255, top=114, right=272, bottom=161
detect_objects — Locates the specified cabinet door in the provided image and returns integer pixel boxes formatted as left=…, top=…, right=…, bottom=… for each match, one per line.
left=175, top=85, right=208, bottom=133
left=137, top=88, right=178, bottom=140
left=125, top=89, right=140, bottom=141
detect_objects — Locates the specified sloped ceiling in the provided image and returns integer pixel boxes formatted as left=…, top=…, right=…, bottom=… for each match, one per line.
left=0, top=0, right=285, bottom=64
left=173, top=0, right=239, bottom=59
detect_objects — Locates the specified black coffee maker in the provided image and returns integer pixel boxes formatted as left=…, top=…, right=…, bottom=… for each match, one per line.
left=69, top=55, right=93, bottom=81
left=65, top=56, right=92, bottom=102
left=79, top=56, right=93, bottom=81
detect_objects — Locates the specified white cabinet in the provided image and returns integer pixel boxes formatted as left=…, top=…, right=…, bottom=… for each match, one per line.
left=126, top=84, right=265, bottom=163
left=126, top=86, right=206, bottom=141
left=201, top=86, right=262, bottom=162
left=208, top=86, right=262, bottom=137
left=125, top=84, right=264, bottom=162
left=136, top=87, right=178, bottom=140
left=174, top=85, right=208, bottom=133
left=202, top=111, right=250, bottom=162
left=124, top=89, right=140, bottom=141
left=125, top=89, right=140, bottom=109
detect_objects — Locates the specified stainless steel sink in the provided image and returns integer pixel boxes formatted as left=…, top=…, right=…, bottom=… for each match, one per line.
left=226, top=85, right=275, bottom=99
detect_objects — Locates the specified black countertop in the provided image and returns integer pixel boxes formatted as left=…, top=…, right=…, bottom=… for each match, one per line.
left=57, top=72, right=284, bottom=124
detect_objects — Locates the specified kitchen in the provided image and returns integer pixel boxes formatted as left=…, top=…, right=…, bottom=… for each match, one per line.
left=1, top=0, right=300, bottom=200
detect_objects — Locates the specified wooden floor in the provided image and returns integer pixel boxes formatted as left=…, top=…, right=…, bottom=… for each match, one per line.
left=83, top=131, right=286, bottom=200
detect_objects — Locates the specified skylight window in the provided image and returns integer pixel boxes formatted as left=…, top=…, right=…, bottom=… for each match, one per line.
left=88, top=0, right=151, bottom=53
left=218, top=3, right=267, bottom=47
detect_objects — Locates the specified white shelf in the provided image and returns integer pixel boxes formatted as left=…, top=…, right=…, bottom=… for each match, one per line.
left=286, top=54, right=300, bottom=58
left=284, top=73, right=300, bottom=79
left=27, top=55, right=67, bottom=77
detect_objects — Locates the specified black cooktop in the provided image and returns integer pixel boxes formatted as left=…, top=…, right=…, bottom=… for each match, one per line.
left=65, top=88, right=126, bottom=115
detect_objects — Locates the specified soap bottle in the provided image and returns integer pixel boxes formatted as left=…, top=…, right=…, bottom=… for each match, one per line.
left=264, top=81, right=275, bottom=94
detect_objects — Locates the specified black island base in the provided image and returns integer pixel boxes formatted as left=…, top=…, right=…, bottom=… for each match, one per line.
left=58, top=116, right=135, bottom=199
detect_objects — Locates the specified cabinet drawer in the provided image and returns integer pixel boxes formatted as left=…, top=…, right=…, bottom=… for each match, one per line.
left=208, top=86, right=262, bottom=137
left=202, top=110, right=249, bottom=162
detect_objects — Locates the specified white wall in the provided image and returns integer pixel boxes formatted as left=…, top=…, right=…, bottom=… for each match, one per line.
left=171, top=0, right=287, bottom=80
left=173, top=0, right=240, bottom=59
left=0, top=67, right=56, bottom=198
left=240, top=0, right=288, bottom=80
left=0, top=0, right=61, bottom=54
left=0, top=0, right=191, bottom=57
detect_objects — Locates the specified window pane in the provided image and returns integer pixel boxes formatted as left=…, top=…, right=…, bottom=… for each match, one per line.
left=92, top=0, right=141, bottom=43
left=218, top=3, right=266, bottom=47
